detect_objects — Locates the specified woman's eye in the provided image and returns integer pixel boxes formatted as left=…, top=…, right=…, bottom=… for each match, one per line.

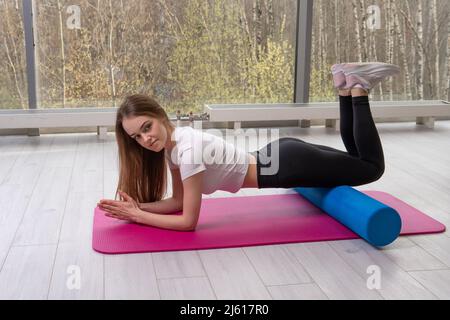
left=132, top=123, right=151, bottom=140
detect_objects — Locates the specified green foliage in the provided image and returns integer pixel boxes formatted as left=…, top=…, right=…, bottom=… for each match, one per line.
left=309, top=65, right=337, bottom=103
left=244, top=40, right=294, bottom=103
left=0, top=0, right=315, bottom=111
left=166, top=0, right=295, bottom=114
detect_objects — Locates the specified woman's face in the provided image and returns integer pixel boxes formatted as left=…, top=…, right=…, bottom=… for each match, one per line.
left=122, top=115, right=172, bottom=152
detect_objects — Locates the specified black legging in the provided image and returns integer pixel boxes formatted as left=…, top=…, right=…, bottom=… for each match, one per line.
left=252, top=95, right=385, bottom=189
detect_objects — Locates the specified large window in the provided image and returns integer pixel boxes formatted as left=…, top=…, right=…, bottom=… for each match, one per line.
left=7, top=1, right=447, bottom=113
left=310, top=0, right=450, bottom=102
left=35, top=0, right=297, bottom=114
left=0, top=0, right=28, bottom=110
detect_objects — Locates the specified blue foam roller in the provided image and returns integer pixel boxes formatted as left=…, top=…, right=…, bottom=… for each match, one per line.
left=294, top=186, right=402, bottom=247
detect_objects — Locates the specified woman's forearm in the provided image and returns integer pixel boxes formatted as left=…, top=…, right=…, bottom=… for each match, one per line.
left=135, top=210, right=194, bottom=231
left=139, top=197, right=182, bottom=214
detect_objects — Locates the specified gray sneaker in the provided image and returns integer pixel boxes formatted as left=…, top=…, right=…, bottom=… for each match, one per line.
left=342, top=62, right=401, bottom=90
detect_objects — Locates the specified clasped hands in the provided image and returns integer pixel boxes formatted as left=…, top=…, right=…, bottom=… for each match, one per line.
left=97, top=190, right=142, bottom=223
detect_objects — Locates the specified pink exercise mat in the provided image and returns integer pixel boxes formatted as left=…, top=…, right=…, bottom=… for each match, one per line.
left=92, top=191, right=446, bottom=254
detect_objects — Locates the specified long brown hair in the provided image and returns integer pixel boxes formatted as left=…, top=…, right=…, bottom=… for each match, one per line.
left=115, top=94, right=175, bottom=204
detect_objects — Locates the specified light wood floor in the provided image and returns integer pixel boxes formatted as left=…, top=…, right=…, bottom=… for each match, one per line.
left=0, top=121, right=449, bottom=300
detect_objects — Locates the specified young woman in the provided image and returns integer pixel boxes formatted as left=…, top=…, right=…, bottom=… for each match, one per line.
left=98, top=62, right=400, bottom=231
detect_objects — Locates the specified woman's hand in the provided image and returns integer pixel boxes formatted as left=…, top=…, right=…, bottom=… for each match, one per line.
left=97, top=190, right=142, bottom=223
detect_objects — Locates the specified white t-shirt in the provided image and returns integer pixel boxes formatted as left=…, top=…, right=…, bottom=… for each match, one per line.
left=165, top=126, right=250, bottom=195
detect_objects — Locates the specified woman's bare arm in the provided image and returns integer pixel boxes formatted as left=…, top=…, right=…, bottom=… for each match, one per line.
left=139, top=167, right=184, bottom=214
left=135, top=172, right=203, bottom=231
left=139, top=197, right=182, bottom=214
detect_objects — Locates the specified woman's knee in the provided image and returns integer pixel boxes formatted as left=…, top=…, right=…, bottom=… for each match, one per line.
left=370, top=162, right=385, bottom=182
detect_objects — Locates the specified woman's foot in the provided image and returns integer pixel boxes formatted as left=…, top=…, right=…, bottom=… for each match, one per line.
left=350, top=87, right=369, bottom=97
left=332, top=63, right=366, bottom=90
left=332, top=64, right=347, bottom=89
left=338, top=89, right=352, bottom=96
left=342, top=62, right=400, bottom=91
left=334, top=65, right=364, bottom=96
left=339, top=88, right=367, bottom=97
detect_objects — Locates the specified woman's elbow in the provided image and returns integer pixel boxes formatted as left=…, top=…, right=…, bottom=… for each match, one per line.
left=181, top=207, right=200, bottom=231
left=182, top=215, right=199, bottom=231
left=182, top=222, right=197, bottom=232
left=184, top=225, right=197, bottom=232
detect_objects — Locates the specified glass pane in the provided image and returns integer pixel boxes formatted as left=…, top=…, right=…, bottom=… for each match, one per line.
left=0, top=0, right=28, bottom=110
left=310, top=0, right=450, bottom=102
left=35, top=0, right=297, bottom=114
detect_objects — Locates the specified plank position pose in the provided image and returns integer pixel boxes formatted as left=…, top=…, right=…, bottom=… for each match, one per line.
left=98, top=62, right=400, bottom=231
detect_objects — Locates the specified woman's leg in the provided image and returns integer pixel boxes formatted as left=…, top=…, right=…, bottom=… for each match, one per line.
left=267, top=89, right=361, bottom=157
left=350, top=89, right=385, bottom=168
left=306, top=92, right=358, bottom=157
left=338, top=90, right=359, bottom=157
left=256, top=90, right=385, bottom=189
